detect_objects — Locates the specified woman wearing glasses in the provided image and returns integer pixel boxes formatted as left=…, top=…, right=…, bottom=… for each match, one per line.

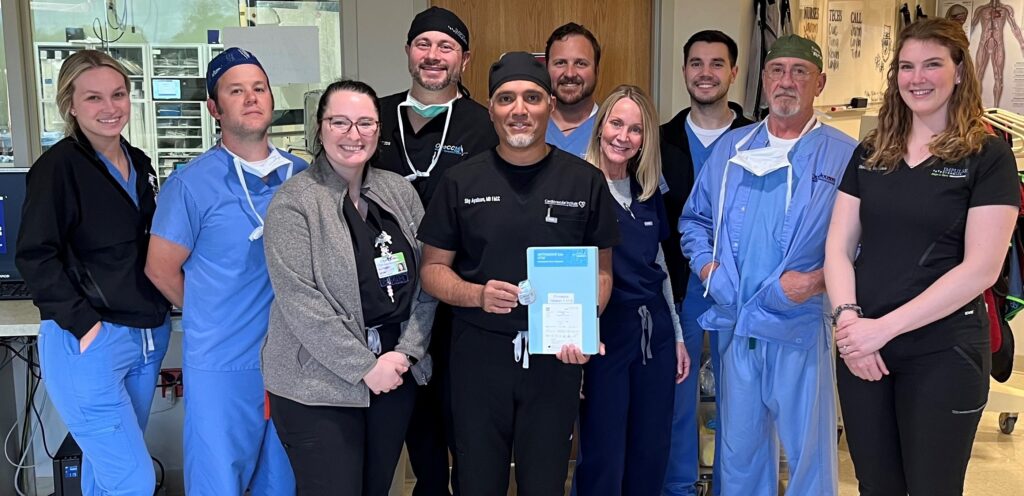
left=262, top=79, right=437, bottom=495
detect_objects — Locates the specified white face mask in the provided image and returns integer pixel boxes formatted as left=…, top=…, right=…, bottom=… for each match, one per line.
left=226, top=145, right=295, bottom=241
left=235, top=147, right=293, bottom=178
left=729, top=146, right=792, bottom=177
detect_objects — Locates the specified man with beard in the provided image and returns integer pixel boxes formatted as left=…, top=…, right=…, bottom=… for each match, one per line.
left=418, top=52, right=620, bottom=495
left=660, top=30, right=751, bottom=496
left=679, top=35, right=854, bottom=495
left=375, top=7, right=498, bottom=495
left=146, top=48, right=307, bottom=495
left=545, top=22, right=601, bottom=158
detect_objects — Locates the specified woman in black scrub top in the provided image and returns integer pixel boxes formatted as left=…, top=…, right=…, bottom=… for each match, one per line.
left=824, top=19, right=1019, bottom=496
left=262, top=80, right=436, bottom=495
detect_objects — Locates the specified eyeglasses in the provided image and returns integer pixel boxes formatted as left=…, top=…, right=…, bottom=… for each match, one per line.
left=412, top=39, right=460, bottom=55
left=323, top=117, right=379, bottom=136
left=764, top=65, right=816, bottom=82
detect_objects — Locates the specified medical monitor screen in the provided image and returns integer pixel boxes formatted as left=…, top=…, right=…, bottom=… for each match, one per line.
left=0, top=168, right=28, bottom=281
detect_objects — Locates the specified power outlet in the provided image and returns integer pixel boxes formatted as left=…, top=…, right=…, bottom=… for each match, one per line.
left=159, top=368, right=184, bottom=398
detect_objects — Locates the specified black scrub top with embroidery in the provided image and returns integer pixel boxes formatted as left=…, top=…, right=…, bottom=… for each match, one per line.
left=342, top=194, right=418, bottom=328
left=375, top=92, right=499, bottom=206
left=839, top=136, right=1019, bottom=338
left=417, top=148, right=621, bottom=335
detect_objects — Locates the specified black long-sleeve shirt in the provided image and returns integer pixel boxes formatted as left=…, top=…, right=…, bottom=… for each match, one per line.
left=16, top=130, right=169, bottom=339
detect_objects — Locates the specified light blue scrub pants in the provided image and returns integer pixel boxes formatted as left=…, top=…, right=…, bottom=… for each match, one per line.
left=716, top=325, right=837, bottom=496
left=183, top=366, right=294, bottom=495
left=663, top=300, right=721, bottom=496
left=38, top=319, right=170, bottom=496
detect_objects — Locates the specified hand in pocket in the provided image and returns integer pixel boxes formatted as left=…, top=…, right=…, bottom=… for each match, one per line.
left=79, top=322, right=102, bottom=353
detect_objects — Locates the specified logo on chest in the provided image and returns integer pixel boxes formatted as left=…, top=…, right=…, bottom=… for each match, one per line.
left=464, top=195, right=502, bottom=205
left=436, top=143, right=467, bottom=156
left=544, top=199, right=587, bottom=208
left=811, top=172, right=836, bottom=185
left=930, top=166, right=968, bottom=179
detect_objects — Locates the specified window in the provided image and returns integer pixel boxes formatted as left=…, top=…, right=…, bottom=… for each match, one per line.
left=29, top=0, right=341, bottom=181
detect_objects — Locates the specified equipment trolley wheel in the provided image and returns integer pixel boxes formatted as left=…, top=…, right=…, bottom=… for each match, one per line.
left=999, top=412, right=1018, bottom=434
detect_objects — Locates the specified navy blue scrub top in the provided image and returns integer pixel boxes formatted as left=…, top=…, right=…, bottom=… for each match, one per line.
left=611, top=178, right=670, bottom=305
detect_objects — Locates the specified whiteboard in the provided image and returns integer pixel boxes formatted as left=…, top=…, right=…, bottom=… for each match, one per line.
left=797, top=0, right=899, bottom=107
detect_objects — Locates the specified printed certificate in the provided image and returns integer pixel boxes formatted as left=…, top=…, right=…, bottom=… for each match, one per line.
left=526, top=247, right=599, bottom=354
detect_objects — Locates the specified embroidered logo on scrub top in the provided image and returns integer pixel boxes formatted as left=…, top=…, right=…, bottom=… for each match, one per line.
left=930, top=166, right=968, bottom=179
left=811, top=172, right=836, bottom=185
left=436, top=143, right=467, bottom=156
left=543, top=199, right=587, bottom=208
left=465, top=196, right=502, bottom=205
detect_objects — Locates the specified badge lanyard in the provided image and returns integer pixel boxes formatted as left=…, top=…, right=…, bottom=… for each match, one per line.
left=373, top=230, right=409, bottom=303
left=396, top=100, right=455, bottom=181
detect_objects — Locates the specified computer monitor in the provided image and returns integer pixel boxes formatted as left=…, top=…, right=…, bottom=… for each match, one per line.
left=0, top=168, right=29, bottom=282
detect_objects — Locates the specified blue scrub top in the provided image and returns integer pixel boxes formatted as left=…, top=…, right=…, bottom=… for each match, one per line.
left=680, top=120, right=725, bottom=327
left=150, top=146, right=308, bottom=371
left=97, top=145, right=138, bottom=207
left=733, top=128, right=799, bottom=305
left=546, top=114, right=596, bottom=159
left=684, top=122, right=716, bottom=179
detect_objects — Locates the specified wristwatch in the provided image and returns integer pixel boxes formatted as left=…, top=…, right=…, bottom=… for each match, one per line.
left=405, top=354, right=418, bottom=366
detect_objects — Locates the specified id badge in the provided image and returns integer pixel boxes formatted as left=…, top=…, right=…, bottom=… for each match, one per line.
left=374, top=252, right=410, bottom=287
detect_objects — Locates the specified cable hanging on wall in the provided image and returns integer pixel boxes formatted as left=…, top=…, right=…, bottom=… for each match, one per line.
left=92, top=0, right=136, bottom=48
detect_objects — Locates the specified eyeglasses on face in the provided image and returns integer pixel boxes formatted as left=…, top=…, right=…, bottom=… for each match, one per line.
left=322, top=117, right=379, bottom=136
left=764, top=65, right=815, bottom=82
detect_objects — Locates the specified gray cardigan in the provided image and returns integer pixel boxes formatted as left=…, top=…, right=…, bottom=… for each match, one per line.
left=261, top=155, right=437, bottom=407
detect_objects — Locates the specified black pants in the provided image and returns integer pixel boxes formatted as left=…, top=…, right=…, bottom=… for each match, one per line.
left=269, top=326, right=417, bottom=496
left=406, top=304, right=458, bottom=496
left=450, top=319, right=582, bottom=496
left=838, top=303, right=989, bottom=496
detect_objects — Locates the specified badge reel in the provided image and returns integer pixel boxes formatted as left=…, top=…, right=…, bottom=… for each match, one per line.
left=518, top=280, right=536, bottom=305
left=374, top=231, right=409, bottom=303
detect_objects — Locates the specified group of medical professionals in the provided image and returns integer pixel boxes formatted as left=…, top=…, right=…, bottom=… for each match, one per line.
left=11, top=4, right=1019, bottom=495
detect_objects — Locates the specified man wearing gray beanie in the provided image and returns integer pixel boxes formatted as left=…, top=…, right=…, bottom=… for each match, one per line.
left=417, top=51, right=620, bottom=495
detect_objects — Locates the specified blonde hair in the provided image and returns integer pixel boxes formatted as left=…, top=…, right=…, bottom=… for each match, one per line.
left=55, top=50, right=131, bottom=138
left=584, top=85, right=662, bottom=201
left=864, top=18, right=987, bottom=171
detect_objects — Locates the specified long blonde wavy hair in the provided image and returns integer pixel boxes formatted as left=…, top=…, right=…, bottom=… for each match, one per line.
left=584, top=85, right=662, bottom=201
left=864, top=18, right=988, bottom=171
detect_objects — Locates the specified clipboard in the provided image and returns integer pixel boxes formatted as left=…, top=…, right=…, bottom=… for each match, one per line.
left=525, top=246, right=600, bottom=354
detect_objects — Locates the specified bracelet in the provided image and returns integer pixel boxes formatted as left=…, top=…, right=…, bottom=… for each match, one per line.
left=831, top=303, right=863, bottom=326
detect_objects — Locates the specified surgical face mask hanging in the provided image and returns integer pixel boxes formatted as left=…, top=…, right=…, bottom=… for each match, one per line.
left=402, top=93, right=453, bottom=118
left=703, top=118, right=817, bottom=297
left=397, top=94, right=457, bottom=181
left=230, top=149, right=294, bottom=241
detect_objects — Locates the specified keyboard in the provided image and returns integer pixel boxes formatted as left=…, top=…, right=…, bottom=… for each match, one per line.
left=0, top=281, right=32, bottom=300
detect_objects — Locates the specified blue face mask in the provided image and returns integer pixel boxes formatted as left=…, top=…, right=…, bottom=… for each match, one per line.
left=401, top=93, right=455, bottom=118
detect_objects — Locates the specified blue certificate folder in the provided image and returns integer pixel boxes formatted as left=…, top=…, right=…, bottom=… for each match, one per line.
left=526, top=246, right=599, bottom=354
